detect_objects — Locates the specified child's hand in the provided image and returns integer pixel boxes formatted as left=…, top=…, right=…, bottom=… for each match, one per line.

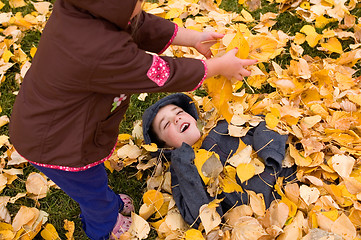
left=194, top=32, right=224, bottom=59
left=205, top=48, right=258, bottom=82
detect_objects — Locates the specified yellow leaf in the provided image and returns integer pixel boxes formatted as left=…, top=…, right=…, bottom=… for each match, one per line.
left=208, top=198, right=223, bottom=209
left=2, top=50, right=13, bottom=63
left=220, top=165, right=244, bottom=193
left=226, top=26, right=249, bottom=59
left=265, top=107, right=280, bottom=129
left=248, top=35, right=279, bottom=62
left=347, top=94, right=361, bottom=106
left=315, top=15, right=337, bottom=28
left=0, top=230, right=14, bottom=240
left=30, top=47, right=37, bottom=58
left=320, top=37, right=343, bottom=54
left=184, top=229, right=204, bottom=240
left=118, top=134, right=132, bottom=141
left=9, top=0, right=26, bottom=8
left=294, top=33, right=306, bottom=45
left=103, top=160, right=114, bottom=173
left=149, top=218, right=164, bottom=230
left=13, top=48, right=28, bottom=63
left=0, top=223, right=12, bottom=231
left=310, top=103, right=329, bottom=118
left=321, top=209, right=339, bottom=221
left=172, top=18, right=183, bottom=27
left=194, top=149, right=212, bottom=184
left=195, top=16, right=210, bottom=23
left=281, top=197, right=297, bottom=217
left=289, top=144, right=312, bottom=166
left=300, top=1, right=310, bottom=9
left=204, top=75, right=234, bottom=122
left=300, top=115, right=321, bottom=128
left=236, top=163, right=255, bottom=183
left=141, top=143, right=158, bottom=152
left=165, top=8, right=183, bottom=19
left=300, top=25, right=322, bottom=47
left=265, top=113, right=279, bottom=129
left=0, top=1, right=5, bottom=9
left=143, top=189, right=164, bottom=211
left=41, top=224, right=60, bottom=240
left=240, top=9, right=254, bottom=22
left=64, top=220, right=75, bottom=240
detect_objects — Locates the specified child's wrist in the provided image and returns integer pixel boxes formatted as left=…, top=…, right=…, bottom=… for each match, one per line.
left=205, top=58, right=222, bottom=78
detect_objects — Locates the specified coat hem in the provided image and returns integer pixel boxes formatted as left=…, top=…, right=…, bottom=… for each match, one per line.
left=20, top=144, right=117, bottom=172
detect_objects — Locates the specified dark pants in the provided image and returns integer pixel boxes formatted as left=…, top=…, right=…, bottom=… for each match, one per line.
left=31, top=163, right=122, bottom=240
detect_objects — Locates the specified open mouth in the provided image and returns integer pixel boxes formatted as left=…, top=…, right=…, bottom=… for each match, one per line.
left=180, top=123, right=190, bottom=132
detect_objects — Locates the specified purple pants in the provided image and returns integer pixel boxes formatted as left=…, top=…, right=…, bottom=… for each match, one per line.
left=31, top=163, right=122, bottom=240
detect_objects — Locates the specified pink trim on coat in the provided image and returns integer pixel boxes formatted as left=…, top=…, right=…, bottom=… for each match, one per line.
left=23, top=144, right=117, bottom=172
left=147, top=55, right=170, bottom=86
left=158, top=23, right=179, bottom=54
left=191, top=60, right=207, bottom=91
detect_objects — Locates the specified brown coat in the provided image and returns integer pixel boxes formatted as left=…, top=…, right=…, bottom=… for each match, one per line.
left=9, top=0, right=205, bottom=168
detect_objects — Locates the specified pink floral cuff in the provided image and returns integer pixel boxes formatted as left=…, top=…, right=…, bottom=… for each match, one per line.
left=147, top=55, right=170, bottom=86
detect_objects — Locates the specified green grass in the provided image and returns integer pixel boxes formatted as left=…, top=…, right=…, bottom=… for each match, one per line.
left=1, top=0, right=361, bottom=239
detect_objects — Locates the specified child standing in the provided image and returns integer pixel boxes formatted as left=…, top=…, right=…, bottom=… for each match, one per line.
left=142, top=93, right=297, bottom=228
left=9, top=0, right=257, bottom=239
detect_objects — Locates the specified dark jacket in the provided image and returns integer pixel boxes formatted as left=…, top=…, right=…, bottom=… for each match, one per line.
left=9, top=0, right=205, bottom=168
left=142, top=94, right=297, bottom=228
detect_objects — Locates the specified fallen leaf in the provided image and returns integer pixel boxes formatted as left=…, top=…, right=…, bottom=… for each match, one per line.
left=300, top=184, right=320, bottom=205
left=128, top=212, right=150, bottom=239
left=40, top=223, right=59, bottom=240
left=143, top=189, right=164, bottom=212
left=199, top=203, right=222, bottom=234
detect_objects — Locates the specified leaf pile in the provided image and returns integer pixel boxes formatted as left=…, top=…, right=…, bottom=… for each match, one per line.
left=1, top=0, right=361, bottom=239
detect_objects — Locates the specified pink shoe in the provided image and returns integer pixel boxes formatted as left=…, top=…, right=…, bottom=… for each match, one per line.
left=119, top=194, right=134, bottom=216
left=110, top=213, right=132, bottom=239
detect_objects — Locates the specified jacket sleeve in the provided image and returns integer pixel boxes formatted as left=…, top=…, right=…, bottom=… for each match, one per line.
left=89, top=31, right=206, bottom=95
left=130, top=11, right=177, bottom=54
left=252, top=121, right=288, bottom=171
left=170, top=143, right=219, bottom=228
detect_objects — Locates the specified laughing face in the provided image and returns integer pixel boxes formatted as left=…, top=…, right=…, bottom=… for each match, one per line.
left=151, top=104, right=201, bottom=148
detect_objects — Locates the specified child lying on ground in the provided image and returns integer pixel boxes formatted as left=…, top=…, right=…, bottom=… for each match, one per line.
left=142, top=93, right=297, bottom=228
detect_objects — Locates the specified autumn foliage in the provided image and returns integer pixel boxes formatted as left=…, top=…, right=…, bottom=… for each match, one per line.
left=1, top=0, right=361, bottom=239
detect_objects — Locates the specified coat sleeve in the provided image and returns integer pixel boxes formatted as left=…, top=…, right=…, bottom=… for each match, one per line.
left=89, top=30, right=206, bottom=95
left=130, top=11, right=177, bottom=54
left=170, top=143, right=221, bottom=228
left=251, top=121, right=288, bottom=171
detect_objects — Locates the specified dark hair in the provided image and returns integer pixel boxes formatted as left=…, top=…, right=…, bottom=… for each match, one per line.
left=148, top=124, right=166, bottom=148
